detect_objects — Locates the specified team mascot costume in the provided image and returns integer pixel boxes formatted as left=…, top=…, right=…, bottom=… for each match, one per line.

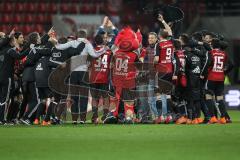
left=108, top=27, right=142, bottom=123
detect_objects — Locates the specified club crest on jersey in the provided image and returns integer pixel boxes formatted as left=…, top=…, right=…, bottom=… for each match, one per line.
left=36, top=63, right=43, bottom=71
left=192, top=66, right=200, bottom=74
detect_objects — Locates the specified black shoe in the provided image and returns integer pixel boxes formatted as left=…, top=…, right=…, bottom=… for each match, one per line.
left=72, top=121, right=78, bottom=125
left=103, top=112, right=117, bottom=124
left=203, top=118, right=210, bottom=124
left=80, top=113, right=87, bottom=123
left=20, top=119, right=31, bottom=125
left=101, top=114, right=107, bottom=122
left=54, top=118, right=62, bottom=125
left=141, top=116, right=153, bottom=124
left=12, top=119, right=20, bottom=125
left=50, top=117, right=58, bottom=125
left=79, top=121, right=85, bottom=124
left=226, top=118, right=232, bottom=123
left=0, top=121, right=6, bottom=125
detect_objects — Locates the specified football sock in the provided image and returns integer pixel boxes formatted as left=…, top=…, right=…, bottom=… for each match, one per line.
left=124, top=103, right=134, bottom=118
left=217, top=100, right=227, bottom=118
left=205, top=99, right=215, bottom=117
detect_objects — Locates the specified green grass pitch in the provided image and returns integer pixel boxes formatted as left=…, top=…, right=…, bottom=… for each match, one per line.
left=0, top=110, right=240, bottom=160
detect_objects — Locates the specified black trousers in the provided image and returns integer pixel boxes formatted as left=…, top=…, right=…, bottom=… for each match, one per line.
left=69, top=71, right=89, bottom=121
left=7, top=99, right=20, bottom=122
left=206, top=80, right=227, bottom=117
left=200, top=79, right=210, bottom=119
left=18, top=88, right=28, bottom=119
left=22, top=81, right=40, bottom=120
left=186, top=75, right=201, bottom=119
left=7, top=79, right=23, bottom=121
left=0, top=78, right=12, bottom=122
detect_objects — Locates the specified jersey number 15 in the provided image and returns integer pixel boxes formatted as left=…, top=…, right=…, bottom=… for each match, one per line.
left=213, top=56, right=224, bottom=72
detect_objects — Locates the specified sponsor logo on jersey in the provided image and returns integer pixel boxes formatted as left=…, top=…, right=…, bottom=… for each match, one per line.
left=191, top=56, right=200, bottom=62
left=52, top=52, right=61, bottom=58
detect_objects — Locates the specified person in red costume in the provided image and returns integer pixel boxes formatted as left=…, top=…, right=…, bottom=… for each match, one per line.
left=104, top=27, right=142, bottom=124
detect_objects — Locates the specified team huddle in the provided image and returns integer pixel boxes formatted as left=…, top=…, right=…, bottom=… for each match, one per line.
left=0, top=15, right=233, bottom=125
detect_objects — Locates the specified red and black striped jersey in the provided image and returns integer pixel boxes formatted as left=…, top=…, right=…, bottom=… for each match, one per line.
left=208, top=49, right=227, bottom=81
left=155, top=40, right=174, bottom=73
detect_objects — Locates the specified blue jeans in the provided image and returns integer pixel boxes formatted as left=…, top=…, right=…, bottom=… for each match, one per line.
left=136, top=84, right=150, bottom=119
left=161, top=94, right=167, bottom=116
left=148, top=79, right=158, bottom=117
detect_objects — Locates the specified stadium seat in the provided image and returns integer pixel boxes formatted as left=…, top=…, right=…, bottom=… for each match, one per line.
left=13, top=14, right=22, bottom=24
left=46, top=14, right=53, bottom=23
left=0, top=3, right=2, bottom=12
left=89, top=5, right=97, bottom=14
left=22, top=25, right=33, bottom=34
left=60, top=3, right=70, bottom=13
left=38, top=3, right=48, bottom=13
left=80, top=5, right=90, bottom=14
left=48, top=3, right=58, bottom=13
left=25, top=3, right=36, bottom=13
left=60, top=0, right=75, bottom=2
left=35, top=24, right=44, bottom=33
left=24, top=14, right=35, bottom=24
left=82, top=0, right=89, bottom=3
left=0, top=25, right=3, bottom=32
left=99, top=3, right=105, bottom=14
left=36, top=14, right=46, bottom=24
left=2, top=14, right=12, bottom=24
left=69, top=4, right=78, bottom=14
left=14, top=25, right=23, bottom=32
left=15, top=3, right=25, bottom=12
left=0, top=25, right=9, bottom=33
left=70, top=0, right=80, bottom=3
left=2, top=2, right=14, bottom=13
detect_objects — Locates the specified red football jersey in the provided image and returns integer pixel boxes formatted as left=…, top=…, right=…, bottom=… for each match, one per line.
left=112, top=50, right=138, bottom=88
left=208, top=49, right=227, bottom=81
left=175, top=49, right=187, bottom=87
left=175, top=49, right=186, bottom=72
left=139, top=47, right=147, bottom=59
left=89, top=46, right=112, bottom=83
left=156, top=40, right=174, bottom=73
left=14, top=47, right=27, bottom=75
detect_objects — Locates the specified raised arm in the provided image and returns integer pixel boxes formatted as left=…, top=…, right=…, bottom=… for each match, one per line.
left=107, top=18, right=119, bottom=47
left=8, top=48, right=29, bottom=59
left=158, top=14, right=173, bottom=36
left=0, top=29, right=15, bottom=49
left=85, top=41, right=106, bottom=58
left=96, top=16, right=108, bottom=35
left=55, top=40, right=76, bottom=50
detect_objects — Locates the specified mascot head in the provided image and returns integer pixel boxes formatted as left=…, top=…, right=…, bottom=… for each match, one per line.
left=114, top=27, right=142, bottom=52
